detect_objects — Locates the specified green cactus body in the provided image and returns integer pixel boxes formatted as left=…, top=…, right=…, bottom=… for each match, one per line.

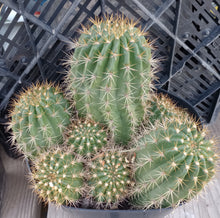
left=66, top=120, right=108, bottom=157
left=88, top=149, right=132, bottom=207
left=31, top=148, right=84, bottom=205
left=10, top=83, right=71, bottom=159
left=66, top=15, right=154, bottom=144
left=146, top=94, right=189, bottom=126
left=132, top=117, right=217, bottom=209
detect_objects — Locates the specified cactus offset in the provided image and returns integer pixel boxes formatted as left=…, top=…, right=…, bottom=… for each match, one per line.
left=132, top=116, right=217, bottom=209
left=66, top=14, right=156, bottom=144
left=145, top=94, right=191, bottom=126
left=65, top=119, right=108, bottom=157
left=9, top=82, right=71, bottom=159
left=30, top=148, right=84, bottom=206
left=88, top=149, right=133, bottom=207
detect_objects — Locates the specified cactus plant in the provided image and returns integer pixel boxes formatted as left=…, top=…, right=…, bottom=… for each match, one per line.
left=65, top=119, right=108, bottom=157
left=66, top=14, right=156, bottom=144
left=30, top=148, right=84, bottom=206
left=132, top=116, right=217, bottom=209
left=145, top=93, right=194, bottom=127
left=88, top=148, right=133, bottom=207
left=9, top=82, right=71, bottom=159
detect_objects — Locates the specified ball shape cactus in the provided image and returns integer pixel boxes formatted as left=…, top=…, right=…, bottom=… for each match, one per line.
left=132, top=116, right=217, bottom=209
left=145, top=93, right=195, bottom=127
left=65, top=119, right=108, bottom=157
left=146, top=94, right=183, bottom=125
left=9, top=82, right=71, bottom=159
left=30, top=148, right=84, bottom=206
left=66, top=14, right=156, bottom=144
left=88, top=149, right=133, bottom=207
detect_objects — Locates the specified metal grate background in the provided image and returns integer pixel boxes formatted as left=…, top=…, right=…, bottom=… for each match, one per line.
left=0, top=0, right=219, bottom=156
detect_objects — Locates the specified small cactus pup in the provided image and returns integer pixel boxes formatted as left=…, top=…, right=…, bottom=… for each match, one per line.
left=88, top=148, right=134, bottom=208
left=132, top=116, right=218, bottom=209
left=145, top=93, right=189, bottom=126
left=30, top=148, right=84, bottom=206
left=144, top=93, right=201, bottom=129
left=66, top=14, right=157, bottom=144
left=9, top=82, right=71, bottom=159
left=65, top=119, right=108, bottom=157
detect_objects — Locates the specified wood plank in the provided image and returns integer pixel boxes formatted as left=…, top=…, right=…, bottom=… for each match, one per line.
left=0, top=146, right=42, bottom=218
left=0, top=149, right=5, bottom=216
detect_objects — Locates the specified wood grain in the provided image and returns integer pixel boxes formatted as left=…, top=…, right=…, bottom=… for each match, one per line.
left=0, top=150, right=5, bottom=217
left=0, top=147, right=41, bottom=218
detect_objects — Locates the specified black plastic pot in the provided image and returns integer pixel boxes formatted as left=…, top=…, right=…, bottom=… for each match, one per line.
left=59, top=204, right=172, bottom=218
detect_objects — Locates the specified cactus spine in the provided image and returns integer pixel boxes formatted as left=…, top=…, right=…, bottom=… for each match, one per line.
left=88, top=149, right=132, bottom=207
left=132, top=116, right=217, bottom=209
left=30, top=148, right=84, bottom=205
left=65, top=119, right=108, bottom=157
left=9, top=82, right=71, bottom=159
left=66, top=14, right=156, bottom=144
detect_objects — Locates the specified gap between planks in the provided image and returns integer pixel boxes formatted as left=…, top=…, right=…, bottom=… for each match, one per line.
left=0, top=146, right=42, bottom=218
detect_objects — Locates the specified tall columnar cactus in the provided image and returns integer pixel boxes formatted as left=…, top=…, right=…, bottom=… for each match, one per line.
left=65, top=119, right=108, bottom=157
left=66, top=14, right=156, bottom=144
left=9, top=82, right=71, bottom=159
left=132, top=116, right=217, bottom=209
left=88, top=149, right=133, bottom=207
left=30, top=148, right=84, bottom=206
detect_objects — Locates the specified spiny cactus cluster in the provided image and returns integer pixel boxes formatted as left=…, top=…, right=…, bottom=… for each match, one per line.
left=132, top=115, right=217, bottom=209
left=30, top=148, right=84, bottom=205
left=66, top=14, right=157, bottom=144
left=8, top=14, right=218, bottom=211
left=88, top=149, right=133, bottom=206
left=65, top=120, right=108, bottom=157
left=9, top=82, right=71, bottom=159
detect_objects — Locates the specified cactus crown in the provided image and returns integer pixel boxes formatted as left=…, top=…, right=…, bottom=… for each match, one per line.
left=9, top=82, right=71, bottom=159
left=65, top=119, right=108, bottom=157
left=30, top=148, right=84, bottom=206
left=132, top=115, right=218, bottom=209
left=78, top=14, right=148, bottom=42
left=88, top=148, right=133, bottom=208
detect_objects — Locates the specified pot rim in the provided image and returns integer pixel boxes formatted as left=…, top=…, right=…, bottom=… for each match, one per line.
left=60, top=203, right=173, bottom=213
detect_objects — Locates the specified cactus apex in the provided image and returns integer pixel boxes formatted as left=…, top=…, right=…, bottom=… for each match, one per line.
left=65, top=118, right=108, bottom=157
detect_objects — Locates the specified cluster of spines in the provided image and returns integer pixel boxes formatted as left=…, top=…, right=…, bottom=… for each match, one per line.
left=9, top=82, right=71, bottom=159
left=132, top=115, right=218, bottom=209
left=72, top=14, right=153, bottom=48
left=65, top=119, right=108, bottom=157
left=30, top=148, right=84, bottom=206
left=144, top=93, right=191, bottom=126
left=88, top=149, right=133, bottom=208
left=66, top=14, right=157, bottom=144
